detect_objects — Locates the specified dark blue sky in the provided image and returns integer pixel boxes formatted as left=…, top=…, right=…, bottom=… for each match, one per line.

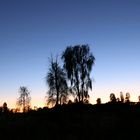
left=0, top=0, right=140, bottom=107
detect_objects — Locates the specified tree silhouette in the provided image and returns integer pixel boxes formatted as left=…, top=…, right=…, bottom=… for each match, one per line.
left=62, top=44, right=95, bottom=103
left=3, top=102, right=8, bottom=113
left=110, top=93, right=116, bottom=103
left=17, top=86, right=31, bottom=112
left=46, top=57, right=68, bottom=106
left=96, top=98, right=101, bottom=104
left=125, top=92, right=130, bottom=103
left=120, top=92, right=124, bottom=103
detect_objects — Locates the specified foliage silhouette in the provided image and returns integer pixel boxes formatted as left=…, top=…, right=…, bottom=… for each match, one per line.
left=96, top=98, right=101, bottom=104
left=46, top=57, right=68, bottom=106
left=125, top=92, right=130, bottom=104
left=17, top=86, right=31, bottom=112
left=110, top=93, right=116, bottom=103
left=120, top=92, right=124, bottom=103
left=3, top=102, right=8, bottom=113
left=62, top=44, right=95, bottom=103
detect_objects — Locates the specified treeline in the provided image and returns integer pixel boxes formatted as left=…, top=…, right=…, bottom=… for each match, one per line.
left=2, top=90, right=140, bottom=114
left=97, top=92, right=140, bottom=105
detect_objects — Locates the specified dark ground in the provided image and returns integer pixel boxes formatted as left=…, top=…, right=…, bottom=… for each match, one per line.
left=0, top=103, right=140, bottom=140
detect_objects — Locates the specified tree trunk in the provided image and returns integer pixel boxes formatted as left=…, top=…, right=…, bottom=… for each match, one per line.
left=56, top=89, right=59, bottom=106
left=75, top=71, right=81, bottom=102
left=55, top=63, right=59, bottom=106
left=81, top=88, right=84, bottom=103
left=78, top=89, right=80, bottom=102
left=23, top=96, right=25, bottom=112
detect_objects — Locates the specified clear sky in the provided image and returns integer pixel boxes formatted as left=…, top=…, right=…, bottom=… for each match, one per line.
left=0, top=0, right=140, bottom=108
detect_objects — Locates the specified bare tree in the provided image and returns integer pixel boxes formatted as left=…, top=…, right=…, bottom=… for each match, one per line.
left=46, top=57, right=68, bottom=106
left=17, top=86, right=31, bottom=112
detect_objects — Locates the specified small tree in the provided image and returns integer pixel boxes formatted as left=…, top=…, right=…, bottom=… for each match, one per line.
left=17, top=86, right=31, bottom=112
left=110, top=93, right=116, bottom=103
left=3, top=102, right=8, bottom=113
left=96, top=98, right=101, bottom=105
left=120, top=92, right=124, bottom=103
left=125, top=92, right=130, bottom=104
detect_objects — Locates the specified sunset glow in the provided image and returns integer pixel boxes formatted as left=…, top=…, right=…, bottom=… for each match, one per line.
left=0, top=0, right=140, bottom=108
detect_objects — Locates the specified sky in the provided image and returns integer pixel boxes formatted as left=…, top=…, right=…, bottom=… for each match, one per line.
left=0, top=0, right=140, bottom=108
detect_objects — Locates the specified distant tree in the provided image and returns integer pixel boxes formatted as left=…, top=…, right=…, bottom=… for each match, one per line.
left=46, top=57, right=68, bottom=106
left=96, top=98, right=101, bottom=105
left=120, top=92, right=124, bottom=103
left=125, top=92, right=130, bottom=103
left=62, top=44, right=95, bottom=103
left=3, top=102, right=8, bottom=113
left=17, top=86, right=31, bottom=112
left=110, top=93, right=116, bottom=103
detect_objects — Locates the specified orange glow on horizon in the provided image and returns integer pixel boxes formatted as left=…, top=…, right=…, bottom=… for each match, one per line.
left=1, top=85, right=140, bottom=110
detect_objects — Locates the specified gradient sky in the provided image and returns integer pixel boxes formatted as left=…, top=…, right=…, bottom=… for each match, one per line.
left=0, top=0, right=140, bottom=108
